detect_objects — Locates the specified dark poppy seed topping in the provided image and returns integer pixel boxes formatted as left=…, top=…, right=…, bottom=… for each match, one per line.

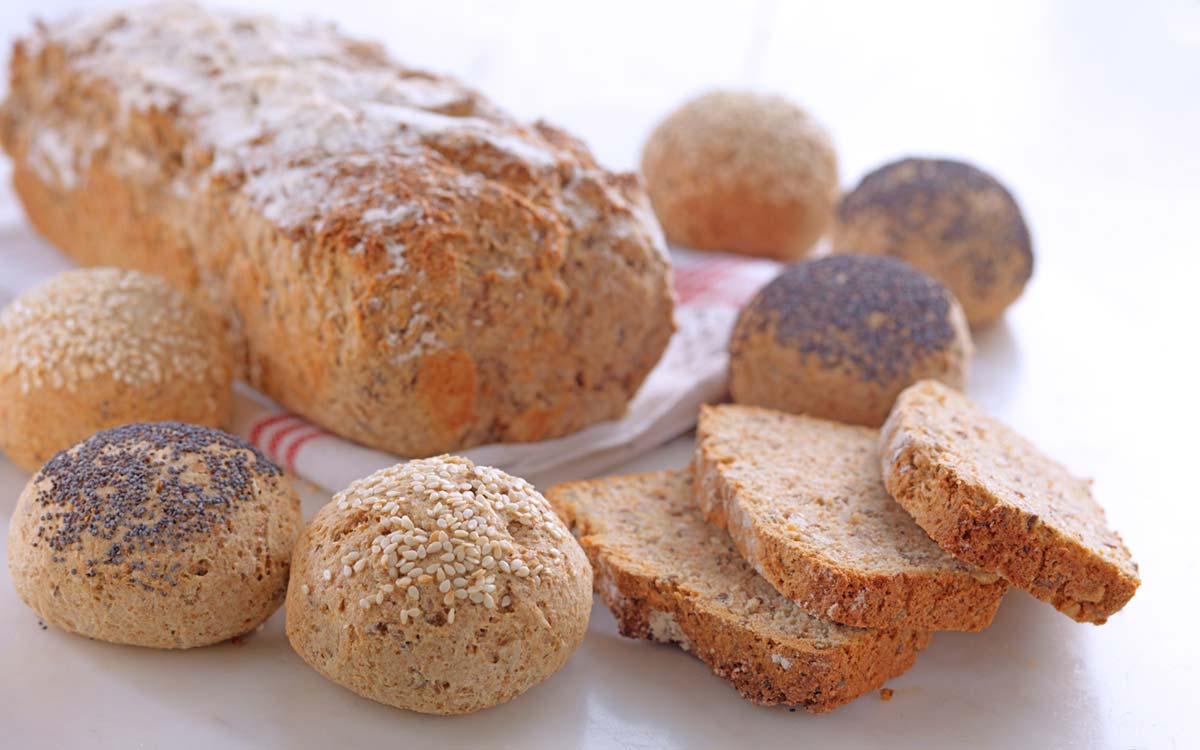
left=740, top=255, right=957, bottom=383
left=31, top=422, right=281, bottom=594
left=837, top=157, right=1034, bottom=295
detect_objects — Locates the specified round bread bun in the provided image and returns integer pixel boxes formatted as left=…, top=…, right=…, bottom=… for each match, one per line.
left=641, top=90, right=839, bottom=260
left=0, top=267, right=233, bottom=472
left=6, top=422, right=301, bottom=648
left=286, top=455, right=593, bottom=715
left=730, top=255, right=972, bottom=427
left=832, top=157, right=1034, bottom=326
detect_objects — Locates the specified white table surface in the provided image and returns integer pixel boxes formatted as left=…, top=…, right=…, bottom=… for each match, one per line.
left=1, top=1, right=1198, bottom=748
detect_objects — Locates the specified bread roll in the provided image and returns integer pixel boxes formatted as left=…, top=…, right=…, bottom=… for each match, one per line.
left=641, top=90, right=838, bottom=259
left=832, top=157, right=1033, bottom=326
left=0, top=267, right=231, bottom=472
left=730, top=255, right=972, bottom=426
left=286, top=455, right=592, bottom=714
left=7, top=422, right=301, bottom=648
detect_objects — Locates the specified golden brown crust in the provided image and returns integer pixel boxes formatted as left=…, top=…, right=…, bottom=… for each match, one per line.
left=0, top=268, right=232, bottom=472
left=6, top=423, right=300, bottom=648
left=641, top=90, right=838, bottom=260
left=880, top=381, right=1140, bottom=624
left=548, top=471, right=931, bottom=713
left=694, top=405, right=1007, bottom=631
left=1, top=6, right=674, bottom=456
left=285, top=456, right=592, bottom=714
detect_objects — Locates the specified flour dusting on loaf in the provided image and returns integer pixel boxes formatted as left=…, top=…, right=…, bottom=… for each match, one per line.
left=2, top=2, right=675, bottom=456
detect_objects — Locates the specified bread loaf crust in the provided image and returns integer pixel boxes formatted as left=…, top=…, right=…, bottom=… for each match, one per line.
left=0, top=5, right=674, bottom=456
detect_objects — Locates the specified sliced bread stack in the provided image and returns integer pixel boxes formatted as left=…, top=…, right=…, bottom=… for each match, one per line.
left=693, top=404, right=1008, bottom=631
left=547, top=382, right=1139, bottom=711
left=549, top=471, right=930, bottom=713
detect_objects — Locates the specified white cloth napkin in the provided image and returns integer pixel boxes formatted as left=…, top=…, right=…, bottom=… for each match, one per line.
left=0, top=171, right=780, bottom=492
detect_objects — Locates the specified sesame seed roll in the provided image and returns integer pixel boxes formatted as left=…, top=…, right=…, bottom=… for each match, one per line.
left=286, top=455, right=592, bottom=714
left=730, top=255, right=973, bottom=427
left=641, top=90, right=839, bottom=260
left=0, top=267, right=233, bottom=472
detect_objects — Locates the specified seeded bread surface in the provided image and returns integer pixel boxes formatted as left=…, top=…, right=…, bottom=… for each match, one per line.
left=641, top=90, right=838, bottom=260
left=286, top=455, right=592, bottom=714
left=729, top=255, right=972, bottom=427
left=548, top=471, right=930, bottom=713
left=832, top=158, right=1033, bottom=326
left=0, top=267, right=232, bottom=472
left=0, top=3, right=674, bottom=457
left=7, top=422, right=300, bottom=648
left=694, top=405, right=1006, bottom=630
left=880, top=381, right=1140, bottom=624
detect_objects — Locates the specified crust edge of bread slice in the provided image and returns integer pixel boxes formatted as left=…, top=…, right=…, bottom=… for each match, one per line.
left=547, top=470, right=931, bottom=713
left=693, top=404, right=1007, bottom=632
left=879, top=382, right=1141, bottom=625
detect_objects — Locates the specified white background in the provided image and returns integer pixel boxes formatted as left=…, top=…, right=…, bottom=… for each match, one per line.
left=1, top=1, right=1198, bottom=748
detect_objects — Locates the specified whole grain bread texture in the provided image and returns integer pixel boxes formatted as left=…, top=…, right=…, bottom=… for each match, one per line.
left=0, top=3, right=675, bottom=457
left=286, top=456, right=592, bottom=714
left=880, top=380, right=1139, bottom=624
left=7, top=422, right=300, bottom=648
left=695, top=405, right=1006, bottom=631
left=548, top=471, right=931, bottom=713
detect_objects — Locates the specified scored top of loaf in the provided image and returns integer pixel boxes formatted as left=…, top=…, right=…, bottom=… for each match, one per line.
left=18, top=2, right=666, bottom=272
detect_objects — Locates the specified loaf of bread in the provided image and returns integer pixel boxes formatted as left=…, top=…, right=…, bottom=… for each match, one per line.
left=0, top=3, right=675, bottom=456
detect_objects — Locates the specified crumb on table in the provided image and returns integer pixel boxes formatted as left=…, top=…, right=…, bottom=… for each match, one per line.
left=879, top=688, right=895, bottom=701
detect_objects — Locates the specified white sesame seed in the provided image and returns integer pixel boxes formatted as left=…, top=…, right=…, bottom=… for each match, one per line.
left=447, top=608, right=456, bottom=624
left=408, top=586, right=420, bottom=599
left=322, top=569, right=332, bottom=581
left=300, top=584, right=310, bottom=595
left=342, top=565, right=353, bottom=578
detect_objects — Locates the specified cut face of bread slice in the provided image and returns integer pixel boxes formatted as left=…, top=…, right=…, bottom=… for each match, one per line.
left=880, top=380, right=1140, bottom=624
left=547, top=471, right=930, bottom=713
left=694, top=404, right=1008, bottom=631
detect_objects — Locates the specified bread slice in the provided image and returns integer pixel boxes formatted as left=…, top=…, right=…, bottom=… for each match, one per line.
left=880, top=380, right=1140, bottom=624
left=694, top=405, right=1007, bottom=631
left=547, top=471, right=930, bottom=712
